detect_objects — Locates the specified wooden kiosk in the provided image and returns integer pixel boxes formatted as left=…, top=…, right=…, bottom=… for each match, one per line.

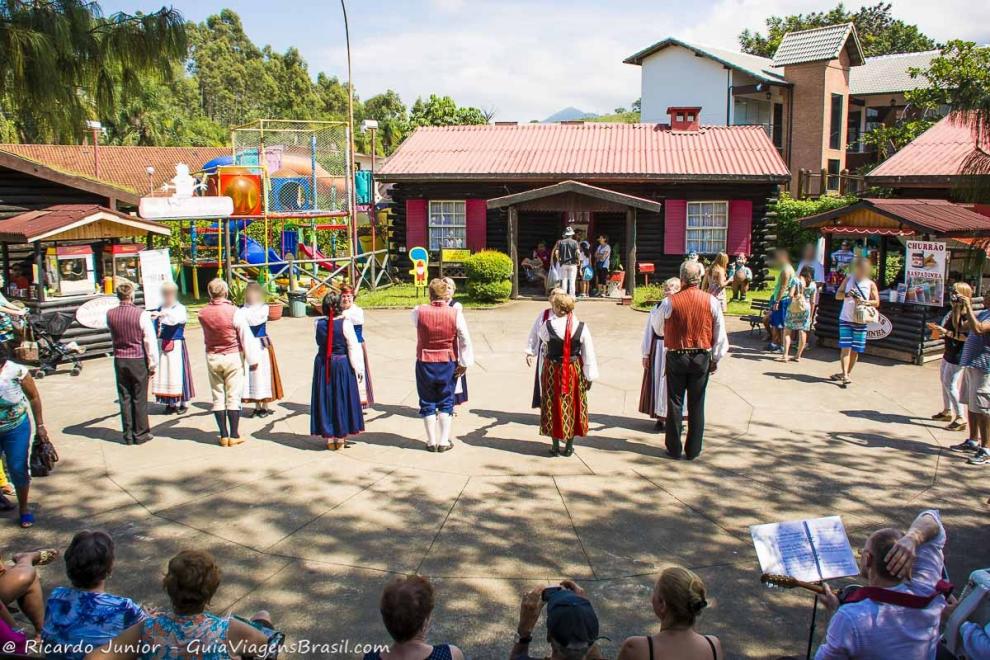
left=0, top=204, right=170, bottom=354
left=800, top=199, right=990, bottom=364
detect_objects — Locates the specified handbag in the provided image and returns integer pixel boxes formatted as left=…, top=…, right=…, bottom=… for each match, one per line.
left=14, top=324, right=38, bottom=363
left=852, top=281, right=878, bottom=324
left=29, top=431, right=58, bottom=477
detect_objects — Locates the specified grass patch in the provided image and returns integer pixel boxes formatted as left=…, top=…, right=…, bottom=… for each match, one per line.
left=633, top=269, right=778, bottom=316
left=356, top=283, right=504, bottom=309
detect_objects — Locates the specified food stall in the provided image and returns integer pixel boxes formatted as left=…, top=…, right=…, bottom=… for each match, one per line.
left=799, top=199, right=990, bottom=364
left=0, top=205, right=170, bottom=354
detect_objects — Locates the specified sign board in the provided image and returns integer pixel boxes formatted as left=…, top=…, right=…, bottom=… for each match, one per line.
left=904, top=240, right=946, bottom=306
left=408, top=246, right=429, bottom=290
left=75, top=296, right=120, bottom=330
left=441, top=248, right=470, bottom=262
left=139, top=248, right=173, bottom=311
left=140, top=195, right=234, bottom=220
left=867, top=312, right=893, bottom=341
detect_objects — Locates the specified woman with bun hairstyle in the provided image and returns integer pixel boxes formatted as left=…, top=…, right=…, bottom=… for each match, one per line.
left=617, top=566, right=723, bottom=660
left=310, top=291, right=365, bottom=450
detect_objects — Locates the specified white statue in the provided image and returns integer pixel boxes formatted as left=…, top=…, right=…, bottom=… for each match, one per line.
left=161, top=163, right=201, bottom=197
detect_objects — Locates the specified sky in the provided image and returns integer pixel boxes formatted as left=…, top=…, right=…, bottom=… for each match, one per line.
left=103, top=0, right=990, bottom=122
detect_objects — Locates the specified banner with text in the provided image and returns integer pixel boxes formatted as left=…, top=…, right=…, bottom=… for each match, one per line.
left=903, top=240, right=946, bottom=306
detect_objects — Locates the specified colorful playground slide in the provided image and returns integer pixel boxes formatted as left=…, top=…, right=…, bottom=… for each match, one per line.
left=241, top=236, right=289, bottom=276
left=296, top=243, right=338, bottom=271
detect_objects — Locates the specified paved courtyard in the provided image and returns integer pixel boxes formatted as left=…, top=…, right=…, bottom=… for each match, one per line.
left=6, top=301, right=988, bottom=658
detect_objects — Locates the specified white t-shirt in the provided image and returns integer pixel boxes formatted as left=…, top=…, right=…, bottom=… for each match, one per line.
left=815, top=510, right=947, bottom=660
left=0, top=360, right=29, bottom=432
left=796, top=258, right=826, bottom=283
left=840, top=277, right=875, bottom=324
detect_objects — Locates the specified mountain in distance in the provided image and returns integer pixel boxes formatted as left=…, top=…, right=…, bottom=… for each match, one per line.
left=542, top=106, right=596, bottom=123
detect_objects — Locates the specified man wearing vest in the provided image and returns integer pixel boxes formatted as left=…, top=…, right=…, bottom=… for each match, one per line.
left=412, top=278, right=474, bottom=452
left=198, top=279, right=259, bottom=447
left=106, top=282, right=159, bottom=445
left=658, top=260, right=729, bottom=460
left=553, top=227, right=580, bottom=297
left=816, top=510, right=949, bottom=659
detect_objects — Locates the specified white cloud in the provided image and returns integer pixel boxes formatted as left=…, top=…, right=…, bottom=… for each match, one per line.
left=315, top=0, right=989, bottom=121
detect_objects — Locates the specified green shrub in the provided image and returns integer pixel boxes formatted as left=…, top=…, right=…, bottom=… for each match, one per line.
left=633, top=284, right=665, bottom=310
left=775, top=193, right=857, bottom=256
left=464, top=250, right=513, bottom=283
left=467, top=279, right=512, bottom=302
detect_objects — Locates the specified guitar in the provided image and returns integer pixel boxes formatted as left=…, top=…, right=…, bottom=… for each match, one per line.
left=761, top=573, right=829, bottom=595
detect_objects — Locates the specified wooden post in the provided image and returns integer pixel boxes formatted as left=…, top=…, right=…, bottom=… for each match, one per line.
left=625, top=207, right=637, bottom=296
left=1, top=243, right=9, bottom=293
left=222, top=218, right=233, bottom=288
left=34, top=242, right=45, bottom=302
left=797, top=169, right=804, bottom=199
left=508, top=206, right=519, bottom=298
left=820, top=168, right=828, bottom=195
left=839, top=169, right=848, bottom=195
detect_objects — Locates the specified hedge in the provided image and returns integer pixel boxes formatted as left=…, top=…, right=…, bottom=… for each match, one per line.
left=464, top=250, right=513, bottom=302
left=468, top=279, right=513, bottom=302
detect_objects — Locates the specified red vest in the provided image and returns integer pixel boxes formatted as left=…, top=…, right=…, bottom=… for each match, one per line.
left=416, top=303, right=457, bottom=362
left=664, top=286, right=714, bottom=351
left=199, top=300, right=240, bottom=355
left=106, top=302, right=145, bottom=359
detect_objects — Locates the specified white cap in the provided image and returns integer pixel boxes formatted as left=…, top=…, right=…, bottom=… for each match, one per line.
left=564, top=227, right=575, bottom=237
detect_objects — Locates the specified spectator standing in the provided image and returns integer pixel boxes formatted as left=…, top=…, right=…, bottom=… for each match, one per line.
left=363, top=575, right=464, bottom=660
left=511, top=580, right=602, bottom=660
left=781, top=267, right=817, bottom=362
left=727, top=254, right=752, bottom=302
left=553, top=228, right=581, bottom=297
left=832, top=257, right=879, bottom=387
left=703, top=252, right=729, bottom=312
left=42, top=531, right=145, bottom=660
left=0, top=274, right=26, bottom=348
left=767, top=249, right=795, bottom=352
left=796, top=243, right=826, bottom=326
left=816, top=510, right=950, bottom=660
left=0, top=342, right=51, bottom=527
left=105, top=282, right=158, bottom=446
left=578, top=240, right=592, bottom=298
left=929, top=283, right=970, bottom=432
left=957, top=292, right=990, bottom=464
left=594, top=235, right=611, bottom=297
left=89, top=550, right=271, bottom=660
left=659, top=260, right=729, bottom=460
left=617, top=566, right=722, bottom=660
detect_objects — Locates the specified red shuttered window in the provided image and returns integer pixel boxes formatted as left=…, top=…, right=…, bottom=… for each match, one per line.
left=664, top=199, right=687, bottom=255
left=405, top=199, right=428, bottom=250
left=726, top=200, right=753, bottom=256
left=465, top=198, right=487, bottom=251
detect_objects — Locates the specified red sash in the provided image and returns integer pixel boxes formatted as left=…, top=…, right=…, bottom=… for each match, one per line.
left=843, top=580, right=952, bottom=609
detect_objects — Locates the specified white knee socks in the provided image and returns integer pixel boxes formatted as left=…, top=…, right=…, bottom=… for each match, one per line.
left=423, top=414, right=439, bottom=448
left=438, top=412, right=453, bottom=448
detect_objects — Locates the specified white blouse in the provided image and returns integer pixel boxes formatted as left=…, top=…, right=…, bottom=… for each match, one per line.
left=538, top=314, right=599, bottom=382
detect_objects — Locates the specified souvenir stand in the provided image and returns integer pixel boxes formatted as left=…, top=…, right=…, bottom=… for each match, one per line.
left=799, top=199, right=990, bottom=364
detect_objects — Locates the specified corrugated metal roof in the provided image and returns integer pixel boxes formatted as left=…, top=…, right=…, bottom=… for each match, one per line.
left=800, top=198, right=990, bottom=236
left=0, top=204, right=170, bottom=243
left=867, top=113, right=985, bottom=183
left=377, top=123, right=790, bottom=182
left=624, top=37, right=788, bottom=84
left=850, top=51, right=937, bottom=95
left=772, top=23, right=864, bottom=67
left=0, top=144, right=228, bottom=197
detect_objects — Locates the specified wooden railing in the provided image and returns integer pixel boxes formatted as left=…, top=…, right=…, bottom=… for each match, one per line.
left=796, top=168, right=866, bottom=199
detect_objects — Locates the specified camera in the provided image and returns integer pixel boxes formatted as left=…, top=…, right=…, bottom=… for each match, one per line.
left=950, top=293, right=960, bottom=303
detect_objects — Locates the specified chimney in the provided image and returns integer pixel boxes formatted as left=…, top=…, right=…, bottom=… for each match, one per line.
left=666, top=107, right=701, bottom=131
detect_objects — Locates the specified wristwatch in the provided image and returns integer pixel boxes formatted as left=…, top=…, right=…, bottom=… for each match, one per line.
left=515, top=630, right=533, bottom=644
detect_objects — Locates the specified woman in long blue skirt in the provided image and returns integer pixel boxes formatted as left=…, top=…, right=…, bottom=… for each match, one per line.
left=310, top=292, right=365, bottom=450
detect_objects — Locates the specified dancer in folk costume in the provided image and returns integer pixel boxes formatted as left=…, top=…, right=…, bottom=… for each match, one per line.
left=150, top=282, right=194, bottom=414
left=525, top=288, right=564, bottom=408
left=198, top=279, right=259, bottom=447
left=639, top=278, right=681, bottom=431
left=413, top=279, right=474, bottom=452
left=443, top=277, right=469, bottom=406
left=311, top=291, right=365, bottom=450
left=538, top=293, right=599, bottom=457
left=340, top=285, right=374, bottom=408
left=240, top=282, right=283, bottom=417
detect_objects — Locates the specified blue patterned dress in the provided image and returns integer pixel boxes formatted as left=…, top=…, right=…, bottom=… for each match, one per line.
left=42, top=586, right=145, bottom=660
left=140, top=612, right=230, bottom=660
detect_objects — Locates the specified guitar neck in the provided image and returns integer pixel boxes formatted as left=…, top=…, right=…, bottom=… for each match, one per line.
left=793, top=579, right=828, bottom=595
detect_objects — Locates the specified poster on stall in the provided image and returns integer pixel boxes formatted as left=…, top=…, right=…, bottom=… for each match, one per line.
left=904, top=241, right=946, bottom=306
left=139, top=248, right=173, bottom=311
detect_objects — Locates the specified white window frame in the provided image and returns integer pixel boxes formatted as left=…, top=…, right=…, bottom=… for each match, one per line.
left=685, top=201, right=728, bottom=254
left=428, top=200, right=467, bottom=251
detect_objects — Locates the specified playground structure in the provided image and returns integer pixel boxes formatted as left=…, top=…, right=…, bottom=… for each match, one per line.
left=156, top=119, right=391, bottom=303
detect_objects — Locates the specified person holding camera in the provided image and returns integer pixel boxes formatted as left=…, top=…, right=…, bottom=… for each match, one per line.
left=956, top=292, right=990, bottom=465
left=928, top=282, right=971, bottom=432
left=832, top=257, right=879, bottom=387
left=511, top=581, right=602, bottom=660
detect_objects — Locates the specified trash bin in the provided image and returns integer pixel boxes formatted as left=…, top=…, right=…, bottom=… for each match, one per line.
left=288, top=291, right=308, bottom=318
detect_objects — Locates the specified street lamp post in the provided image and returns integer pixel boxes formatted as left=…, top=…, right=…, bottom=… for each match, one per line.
left=341, top=0, right=358, bottom=287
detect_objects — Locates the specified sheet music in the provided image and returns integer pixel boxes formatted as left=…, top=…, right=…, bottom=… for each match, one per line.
left=751, top=516, right=859, bottom=583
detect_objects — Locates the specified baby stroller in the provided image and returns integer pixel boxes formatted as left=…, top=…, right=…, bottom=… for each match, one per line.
left=23, top=311, right=84, bottom=378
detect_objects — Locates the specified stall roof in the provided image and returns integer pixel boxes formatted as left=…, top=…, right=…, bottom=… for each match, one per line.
left=799, top=198, right=990, bottom=237
left=0, top=204, right=171, bottom=243
left=866, top=113, right=987, bottom=186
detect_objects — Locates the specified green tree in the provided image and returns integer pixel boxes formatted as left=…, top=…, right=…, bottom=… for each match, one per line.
left=363, top=89, right=408, bottom=155
left=0, top=0, right=188, bottom=142
left=409, top=94, right=488, bottom=128
left=859, top=118, right=935, bottom=162
left=739, top=3, right=935, bottom=58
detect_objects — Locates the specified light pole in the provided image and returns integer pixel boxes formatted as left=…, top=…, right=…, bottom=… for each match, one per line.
left=361, top=119, right=379, bottom=289
left=341, top=0, right=358, bottom=287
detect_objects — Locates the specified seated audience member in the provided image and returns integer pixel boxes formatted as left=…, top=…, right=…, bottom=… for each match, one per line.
left=364, top=575, right=463, bottom=660
left=0, top=547, right=57, bottom=637
left=88, top=550, right=271, bottom=660
left=42, top=531, right=145, bottom=659
left=815, top=509, right=949, bottom=660
left=512, top=580, right=602, bottom=660
left=617, top=566, right=722, bottom=659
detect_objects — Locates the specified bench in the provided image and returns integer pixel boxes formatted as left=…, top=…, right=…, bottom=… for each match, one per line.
left=740, top=299, right=770, bottom=335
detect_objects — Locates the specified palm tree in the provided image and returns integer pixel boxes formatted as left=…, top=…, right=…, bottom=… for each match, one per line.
left=0, top=0, right=187, bottom=142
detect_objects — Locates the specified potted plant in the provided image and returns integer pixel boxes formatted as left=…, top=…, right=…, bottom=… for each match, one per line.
left=265, top=287, right=284, bottom=321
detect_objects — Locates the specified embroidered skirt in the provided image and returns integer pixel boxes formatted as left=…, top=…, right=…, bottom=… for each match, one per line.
left=242, top=337, right=284, bottom=403
left=152, top=339, right=195, bottom=405
left=539, top=359, right=589, bottom=441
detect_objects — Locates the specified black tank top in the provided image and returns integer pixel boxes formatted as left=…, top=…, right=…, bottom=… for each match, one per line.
left=646, top=635, right=717, bottom=660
